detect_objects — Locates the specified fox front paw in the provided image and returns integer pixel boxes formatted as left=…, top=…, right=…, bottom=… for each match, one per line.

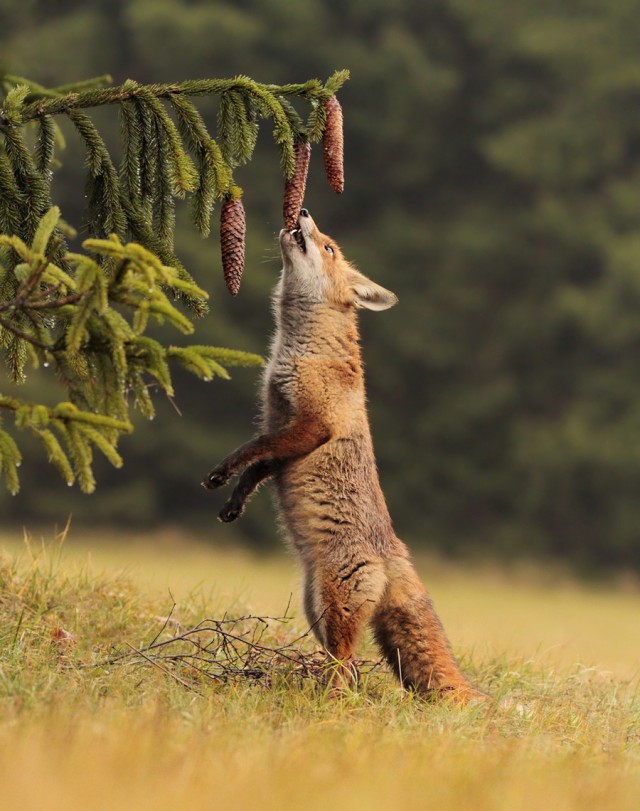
left=202, top=467, right=230, bottom=489
left=218, top=494, right=246, bottom=524
left=218, top=499, right=244, bottom=523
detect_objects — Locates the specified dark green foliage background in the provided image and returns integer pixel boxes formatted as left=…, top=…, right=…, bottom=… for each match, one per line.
left=2, top=0, right=640, bottom=569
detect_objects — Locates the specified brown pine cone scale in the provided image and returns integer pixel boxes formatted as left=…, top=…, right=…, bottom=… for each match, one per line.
left=220, top=197, right=246, bottom=296
left=283, top=141, right=311, bottom=229
left=322, top=95, right=344, bottom=194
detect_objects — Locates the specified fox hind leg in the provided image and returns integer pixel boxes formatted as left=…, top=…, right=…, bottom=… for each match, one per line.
left=303, top=558, right=387, bottom=691
left=372, top=555, right=483, bottom=704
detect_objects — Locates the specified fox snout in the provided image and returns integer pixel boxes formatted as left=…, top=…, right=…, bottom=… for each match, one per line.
left=279, top=208, right=316, bottom=255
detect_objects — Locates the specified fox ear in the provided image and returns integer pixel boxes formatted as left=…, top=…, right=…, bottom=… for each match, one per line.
left=351, top=276, right=398, bottom=311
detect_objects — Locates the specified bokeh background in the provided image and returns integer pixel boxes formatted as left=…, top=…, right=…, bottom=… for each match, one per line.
left=2, top=0, right=640, bottom=571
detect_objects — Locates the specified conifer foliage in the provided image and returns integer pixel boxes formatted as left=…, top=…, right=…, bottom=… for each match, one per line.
left=0, top=70, right=349, bottom=494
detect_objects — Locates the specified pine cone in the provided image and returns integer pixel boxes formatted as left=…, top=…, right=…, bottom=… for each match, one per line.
left=322, top=95, right=344, bottom=194
left=283, top=141, right=311, bottom=229
left=220, top=196, right=246, bottom=296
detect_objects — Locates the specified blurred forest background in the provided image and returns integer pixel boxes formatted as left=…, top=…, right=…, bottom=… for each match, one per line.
left=2, top=0, right=640, bottom=570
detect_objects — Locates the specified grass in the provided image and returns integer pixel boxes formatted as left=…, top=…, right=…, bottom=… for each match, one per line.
left=0, top=527, right=638, bottom=811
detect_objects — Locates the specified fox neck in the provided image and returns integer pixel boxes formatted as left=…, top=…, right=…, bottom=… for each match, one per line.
left=273, top=285, right=363, bottom=364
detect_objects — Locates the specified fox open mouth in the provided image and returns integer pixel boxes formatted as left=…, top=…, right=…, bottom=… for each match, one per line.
left=290, top=223, right=306, bottom=253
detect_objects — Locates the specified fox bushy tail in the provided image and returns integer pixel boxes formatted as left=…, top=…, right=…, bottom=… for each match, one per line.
left=372, top=554, right=476, bottom=700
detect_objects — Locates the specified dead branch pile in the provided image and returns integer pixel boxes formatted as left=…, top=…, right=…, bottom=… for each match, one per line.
left=102, top=609, right=383, bottom=693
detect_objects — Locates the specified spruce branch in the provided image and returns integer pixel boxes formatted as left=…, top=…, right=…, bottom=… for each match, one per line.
left=1, top=74, right=113, bottom=101
left=9, top=73, right=348, bottom=123
left=0, top=208, right=263, bottom=493
left=1, top=68, right=349, bottom=299
left=0, top=67, right=349, bottom=494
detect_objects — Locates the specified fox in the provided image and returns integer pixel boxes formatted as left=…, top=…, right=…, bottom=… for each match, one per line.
left=203, top=208, right=482, bottom=703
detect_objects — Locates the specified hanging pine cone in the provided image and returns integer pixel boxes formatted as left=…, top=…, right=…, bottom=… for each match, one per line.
left=220, top=196, right=246, bottom=296
left=322, top=95, right=344, bottom=194
left=283, top=141, right=311, bottom=229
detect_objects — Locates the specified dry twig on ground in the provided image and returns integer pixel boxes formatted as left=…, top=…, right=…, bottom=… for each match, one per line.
left=99, top=610, right=384, bottom=693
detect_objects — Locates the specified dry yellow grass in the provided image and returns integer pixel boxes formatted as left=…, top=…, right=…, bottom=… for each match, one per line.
left=0, top=527, right=638, bottom=811
left=2, top=713, right=638, bottom=811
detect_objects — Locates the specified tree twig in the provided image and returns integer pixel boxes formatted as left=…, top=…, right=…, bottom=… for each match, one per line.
left=124, top=641, right=202, bottom=694
left=0, top=313, right=54, bottom=350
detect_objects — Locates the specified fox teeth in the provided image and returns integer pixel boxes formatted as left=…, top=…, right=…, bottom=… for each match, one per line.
left=292, top=227, right=306, bottom=252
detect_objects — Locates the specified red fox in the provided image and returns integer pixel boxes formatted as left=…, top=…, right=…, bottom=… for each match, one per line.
left=203, top=209, right=481, bottom=702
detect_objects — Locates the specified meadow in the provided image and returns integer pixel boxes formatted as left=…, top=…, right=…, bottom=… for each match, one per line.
left=0, top=526, right=638, bottom=811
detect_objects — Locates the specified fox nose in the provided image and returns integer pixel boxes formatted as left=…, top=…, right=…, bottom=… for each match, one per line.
left=299, top=208, right=310, bottom=218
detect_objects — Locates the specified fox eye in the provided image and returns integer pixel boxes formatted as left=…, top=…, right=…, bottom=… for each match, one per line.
left=324, top=244, right=334, bottom=256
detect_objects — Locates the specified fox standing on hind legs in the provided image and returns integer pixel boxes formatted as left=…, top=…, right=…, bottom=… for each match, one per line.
left=203, top=208, right=481, bottom=703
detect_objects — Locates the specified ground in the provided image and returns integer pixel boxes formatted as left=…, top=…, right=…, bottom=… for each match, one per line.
left=0, top=526, right=638, bottom=811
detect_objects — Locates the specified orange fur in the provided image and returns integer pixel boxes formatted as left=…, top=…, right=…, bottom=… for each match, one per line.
left=204, top=210, right=483, bottom=703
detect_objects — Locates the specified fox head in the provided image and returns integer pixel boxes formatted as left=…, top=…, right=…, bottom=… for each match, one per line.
left=278, top=209, right=398, bottom=312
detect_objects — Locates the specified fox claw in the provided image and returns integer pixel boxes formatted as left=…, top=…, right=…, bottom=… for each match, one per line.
left=202, top=468, right=229, bottom=489
left=218, top=501, right=243, bottom=523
